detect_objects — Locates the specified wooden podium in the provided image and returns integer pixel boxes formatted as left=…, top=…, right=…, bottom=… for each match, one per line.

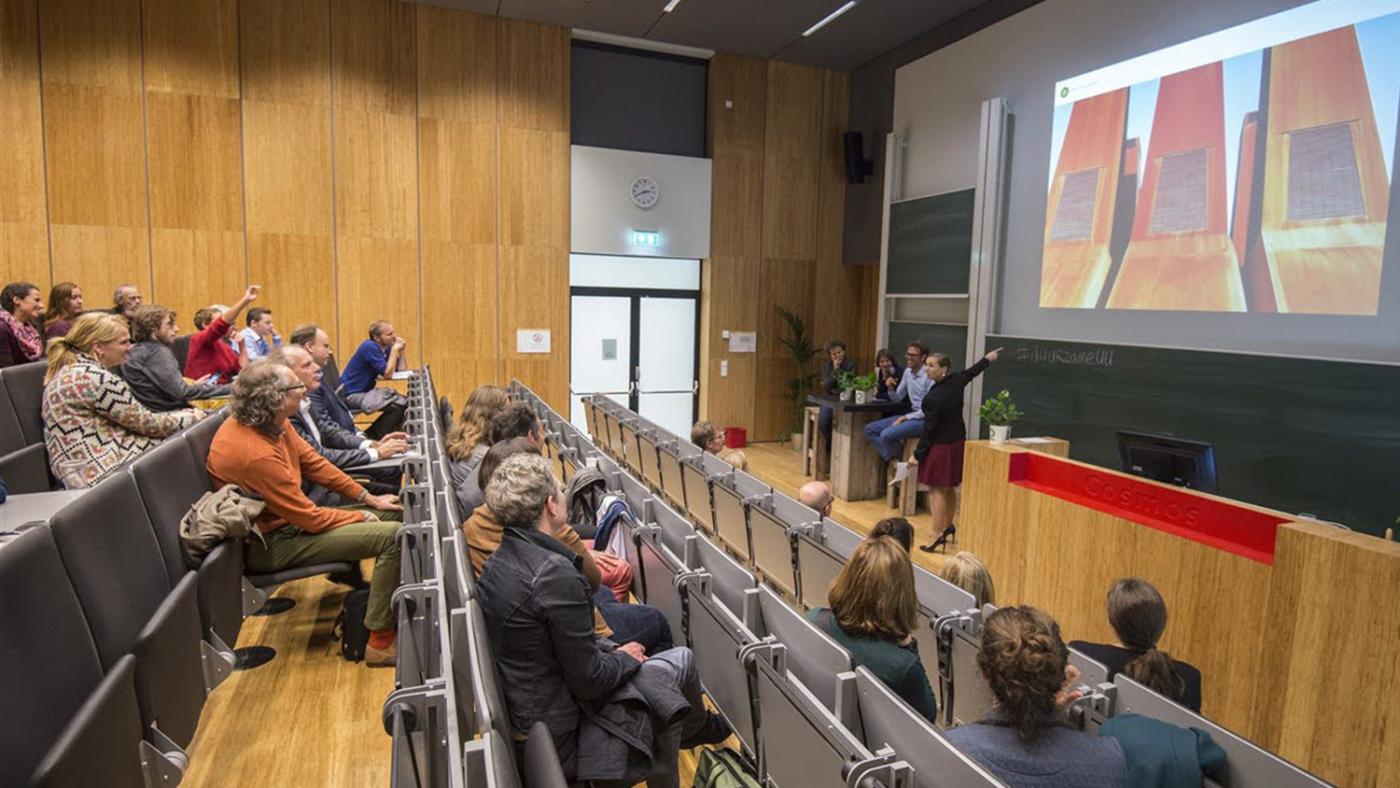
left=958, top=440, right=1400, bottom=787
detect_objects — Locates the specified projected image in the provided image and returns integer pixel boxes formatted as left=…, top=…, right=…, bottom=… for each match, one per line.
left=1041, top=0, right=1400, bottom=314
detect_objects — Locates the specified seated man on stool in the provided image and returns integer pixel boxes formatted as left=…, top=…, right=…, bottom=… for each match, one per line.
left=476, top=453, right=729, bottom=785
left=206, top=360, right=404, bottom=666
left=862, top=341, right=932, bottom=469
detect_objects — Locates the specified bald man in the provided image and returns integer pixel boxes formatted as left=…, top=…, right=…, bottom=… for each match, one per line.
left=798, top=480, right=834, bottom=518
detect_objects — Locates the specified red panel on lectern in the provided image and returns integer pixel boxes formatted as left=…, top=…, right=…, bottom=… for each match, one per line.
left=1008, top=451, right=1288, bottom=564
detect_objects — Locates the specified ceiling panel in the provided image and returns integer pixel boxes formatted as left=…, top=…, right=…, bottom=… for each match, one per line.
left=406, top=0, right=1002, bottom=71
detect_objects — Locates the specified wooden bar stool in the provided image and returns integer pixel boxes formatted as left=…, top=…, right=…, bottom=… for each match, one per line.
left=800, top=405, right=827, bottom=479
left=885, top=436, right=919, bottom=515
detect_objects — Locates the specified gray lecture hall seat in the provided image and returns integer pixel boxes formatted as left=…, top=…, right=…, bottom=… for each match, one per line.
left=657, top=439, right=688, bottom=509
left=48, top=471, right=209, bottom=748
left=681, top=573, right=761, bottom=757
left=1112, top=674, right=1330, bottom=787
left=0, top=528, right=149, bottom=788
left=653, top=497, right=696, bottom=558
left=131, top=436, right=248, bottom=651
left=948, top=623, right=995, bottom=728
left=0, top=369, right=27, bottom=454
left=853, top=667, right=1005, bottom=788
left=619, top=419, right=642, bottom=475
left=795, top=516, right=864, bottom=611
left=522, top=721, right=570, bottom=788
left=755, top=584, right=855, bottom=723
left=680, top=452, right=727, bottom=533
left=0, top=441, right=51, bottom=494
left=693, top=531, right=758, bottom=624
left=0, top=359, right=46, bottom=447
left=711, top=472, right=754, bottom=563
left=637, top=519, right=694, bottom=645
left=750, top=495, right=818, bottom=600
left=620, top=470, right=652, bottom=523
left=637, top=429, right=663, bottom=490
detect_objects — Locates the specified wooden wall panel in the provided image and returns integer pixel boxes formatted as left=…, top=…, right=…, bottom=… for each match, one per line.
left=496, top=17, right=568, bottom=410
left=811, top=70, right=865, bottom=363
left=331, top=0, right=418, bottom=362
left=240, top=0, right=335, bottom=342
left=755, top=256, right=815, bottom=441
left=0, top=0, right=50, bottom=288
left=760, top=61, right=822, bottom=262
left=144, top=0, right=244, bottom=325
left=417, top=5, right=497, bottom=405
left=40, top=0, right=150, bottom=299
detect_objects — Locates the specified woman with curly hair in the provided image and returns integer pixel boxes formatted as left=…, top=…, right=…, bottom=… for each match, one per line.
left=445, top=385, right=511, bottom=514
left=945, top=606, right=1126, bottom=787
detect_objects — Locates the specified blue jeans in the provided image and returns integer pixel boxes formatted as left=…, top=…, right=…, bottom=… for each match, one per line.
left=819, top=405, right=834, bottom=439
left=863, top=414, right=924, bottom=462
left=594, top=586, right=674, bottom=654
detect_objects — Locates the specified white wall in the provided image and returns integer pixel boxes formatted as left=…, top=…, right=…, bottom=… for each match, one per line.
left=570, top=145, right=713, bottom=260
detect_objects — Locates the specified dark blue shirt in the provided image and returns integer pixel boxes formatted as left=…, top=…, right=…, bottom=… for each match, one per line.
left=340, top=339, right=387, bottom=396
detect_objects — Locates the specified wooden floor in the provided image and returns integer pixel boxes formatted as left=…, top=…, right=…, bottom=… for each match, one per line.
left=184, top=560, right=394, bottom=786
left=741, top=441, right=957, bottom=576
left=183, top=441, right=942, bottom=787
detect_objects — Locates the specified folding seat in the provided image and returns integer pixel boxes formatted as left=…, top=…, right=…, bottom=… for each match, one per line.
left=853, top=667, right=1005, bottom=788
left=653, top=497, right=696, bottom=557
left=656, top=436, right=690, bottom=510
left=620, top=471, right=652, bottom=523
left=1112, top=675, right=1329, bottom=787
left=0, top=442, right=51, bottom=494
left=0, top=370, right=27, bottom=455
left=49, top=472, right=210, bottom=748
left=946, top=623, right=996, bottom=727
left=794, top=516, right=862, bottom=610
left=619, top=419, right=643, bottom=476
left=747, top=494, right=818, bottom=600
left=0, top=528, right=152, bottom=788
left=1068, top=646, right=1111, bottom=688
left=131, top=437, right=252, bottom=671
left=637, top=428, right=663, bottom=492
left=0, top=359, right=45, bottom=446
left=754, top=585, right=855, bottom=724
left=711, top=469, right=769, bottom=564
left=692, top=532, right=757, bottom=624
left=522, top=721, right=570, bottom=788
left=679, top=452, right=720, bottom=532
left=680, top=573, right=762, bottom=757
left=636, top=522, right=695, bottom=645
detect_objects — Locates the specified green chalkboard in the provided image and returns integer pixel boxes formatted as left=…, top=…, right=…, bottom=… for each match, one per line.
left=981, top=335, right=1400, bottom=536
left=886, top=189, right=975, bottom=295
left=887, top=321, right=966, bottom=373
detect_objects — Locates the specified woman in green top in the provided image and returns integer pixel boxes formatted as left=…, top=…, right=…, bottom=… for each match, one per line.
left=806, top=535, right=939, bottom=722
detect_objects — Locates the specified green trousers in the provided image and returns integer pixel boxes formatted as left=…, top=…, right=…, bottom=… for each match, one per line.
left=246, top=508, right=403, bottom=631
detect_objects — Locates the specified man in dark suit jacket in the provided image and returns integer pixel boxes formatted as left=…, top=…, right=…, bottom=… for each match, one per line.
left=290, top=323, right=405, bottom=439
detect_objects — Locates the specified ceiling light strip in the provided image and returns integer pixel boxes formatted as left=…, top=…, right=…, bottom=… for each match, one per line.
left=802, top=1, right=857, bottom=37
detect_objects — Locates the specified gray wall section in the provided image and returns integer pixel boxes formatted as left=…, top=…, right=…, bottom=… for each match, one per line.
left=842, top=0, right=1045, bottom=265
left=890, top=0, right=1400, bottom=363
left=571, top=42, right=707, bottom=158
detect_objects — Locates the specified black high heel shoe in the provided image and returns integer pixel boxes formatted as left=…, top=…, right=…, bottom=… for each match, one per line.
left=918, top=523, right=957, bottom=553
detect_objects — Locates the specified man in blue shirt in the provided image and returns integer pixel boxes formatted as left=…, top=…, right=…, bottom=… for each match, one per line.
left=237, top=307, right=281, bottom=360
left=340, top=319, right=407, bottom=409
left=862, top=341, right=933, bottom=462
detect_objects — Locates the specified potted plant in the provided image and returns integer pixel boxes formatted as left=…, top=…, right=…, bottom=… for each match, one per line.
left=776, top=306, right=817, bottom=451
left=851, top=371, right=878, bottom=404
left=836, top=370, right=857, bottom=402
left=979, top=389, right=1023, bottom=445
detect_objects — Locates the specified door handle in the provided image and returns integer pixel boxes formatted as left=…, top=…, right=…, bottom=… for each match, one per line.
left=692, top=380, right=699, bottom=395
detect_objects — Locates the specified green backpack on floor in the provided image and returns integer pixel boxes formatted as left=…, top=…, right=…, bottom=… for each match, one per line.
left=692, top=747, right=760, bottom=788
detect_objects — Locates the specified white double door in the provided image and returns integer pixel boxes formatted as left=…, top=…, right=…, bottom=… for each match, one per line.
left=569, top=291, right=698, bottom=438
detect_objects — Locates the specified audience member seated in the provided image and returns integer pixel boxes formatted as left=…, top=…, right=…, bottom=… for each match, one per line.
left=869, top=516, right=914, bottom=553
left=939, top=551, right=997, bottom=608
left=122, top=305, right=230, bottom=411
left=206, top=361, right=404, bottom=666
left=271, top=346, right=407, bottom=502
left=798, top=479, right=834, bottom=519
left=872, top=347, right=906, bottom=402
left=291, top=323, right=405, bottom=440
left=238, top=307, right=281, bottom=360
left=817, top=339, right=857, bottom=440
left=806, top=535, right=939, bottom=722
left=339, top=319, right=409, bottom=413
left=446, top=385, right=511, bottom=515
left=43, top=281, right=83, bottom=339
left=691, top=419, right=748, bottom=470
left=108, top=283, right=143, bottom=321
left=1, top=281, right=44, bottom=368
left=43, top=313, right=204, bottom=488
left=862, top=341, right=932, bottom=464
left=185, top=285, right=259, bottom=383
left=1069, top=578, right=1202, bottom=712
left=459, top=402, right=543, bottom=512
left=475, top=453, right=728, bottom=785
left=945, top=606, right=1127, bottom=787
left=462, top=439, right=671, bottom=654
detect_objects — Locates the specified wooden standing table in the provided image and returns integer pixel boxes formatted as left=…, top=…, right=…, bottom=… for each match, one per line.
left=807, top=395, right=905, bottom=501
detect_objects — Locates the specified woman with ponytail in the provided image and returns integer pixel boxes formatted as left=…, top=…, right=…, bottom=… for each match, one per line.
left=1069, top=578, right=1202, bottom=712
left=945, top=606, right=1126, bottom=787
left=42, top=312, right=204, bottom=488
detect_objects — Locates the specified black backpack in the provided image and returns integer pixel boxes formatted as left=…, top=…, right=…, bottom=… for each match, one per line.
left=332, top=588, right=371, bottom=661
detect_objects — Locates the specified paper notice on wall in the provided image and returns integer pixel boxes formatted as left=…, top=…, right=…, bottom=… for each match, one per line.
left=517, top=329, right=551, bottom=354
left=728, top=331, right=757, bottom=353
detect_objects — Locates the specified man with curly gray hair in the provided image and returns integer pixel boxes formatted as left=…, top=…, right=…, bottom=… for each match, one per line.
left=207, top=360, right=406, bottom=667
left=476, top=454, right=730, bottom=783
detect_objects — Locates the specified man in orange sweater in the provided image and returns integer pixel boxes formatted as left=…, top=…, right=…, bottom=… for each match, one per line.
left=208, top=360, right=404, bottom=666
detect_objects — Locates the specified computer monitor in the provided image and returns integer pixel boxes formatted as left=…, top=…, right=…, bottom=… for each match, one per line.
left=1116, top=430, right=1218, bottom=493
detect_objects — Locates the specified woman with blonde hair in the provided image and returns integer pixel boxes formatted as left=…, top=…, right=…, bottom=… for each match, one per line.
left=42, top=312, right=204, bottom=487
left=805, top=535, right=939, bottom=722
left=43, top=281, right=84, bottom=339
left=446, top=385, right=511, bottom=513
left=938, top=551, right=996, bottom=608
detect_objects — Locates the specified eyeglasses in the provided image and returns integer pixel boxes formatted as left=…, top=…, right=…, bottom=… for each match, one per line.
left=280, top=384, right=307, bottom=392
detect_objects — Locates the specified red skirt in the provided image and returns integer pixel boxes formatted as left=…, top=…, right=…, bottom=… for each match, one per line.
left=918, top=441, right=966, bottom=488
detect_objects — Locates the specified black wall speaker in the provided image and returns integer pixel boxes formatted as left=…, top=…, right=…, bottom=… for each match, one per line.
left=843, top=131, right=874, bottom=184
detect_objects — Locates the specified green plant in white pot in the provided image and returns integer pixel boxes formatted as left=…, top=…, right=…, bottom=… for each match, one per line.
left=851, top=370, right=878, bottom=404
left=979, top=389, right=1023, bottom=445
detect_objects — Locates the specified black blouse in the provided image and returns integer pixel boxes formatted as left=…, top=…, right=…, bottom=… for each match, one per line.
left=1069, top=640, right=1203, bottom=713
